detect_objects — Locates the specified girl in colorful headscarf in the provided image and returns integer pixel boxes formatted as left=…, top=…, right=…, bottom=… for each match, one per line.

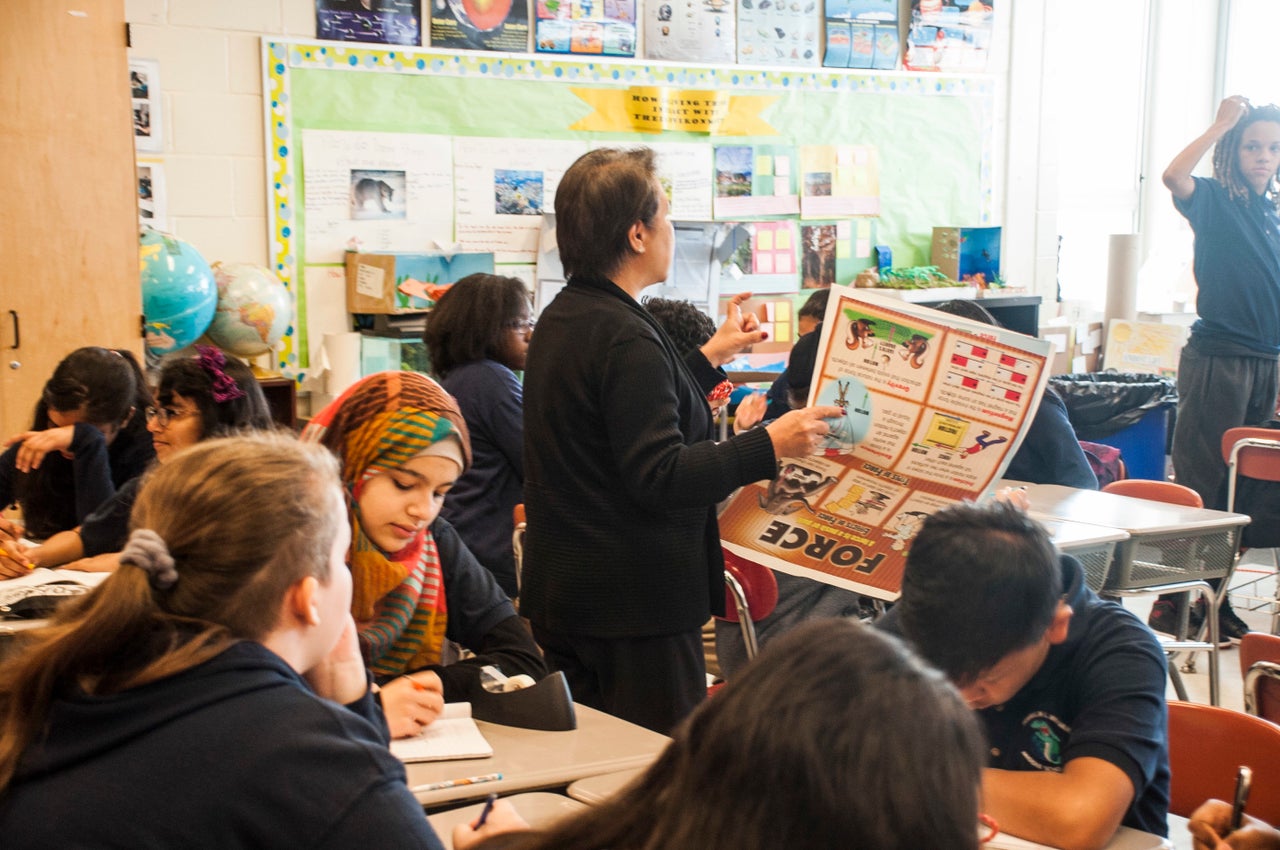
left=304, top=371, right=545, bottom=738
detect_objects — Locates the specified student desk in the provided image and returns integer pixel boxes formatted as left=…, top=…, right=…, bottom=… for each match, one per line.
left=1008, top=480, right=1251, bottom=705
left=1006, top=482, right=1249, bottom=596
left=1035, top=518, right=1131, bottom=592
left=407, top=703, right=669, bottom=809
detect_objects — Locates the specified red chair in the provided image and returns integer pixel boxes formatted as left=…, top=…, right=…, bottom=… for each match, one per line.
left=1101, top=479, right=1203, bottom=508
left=1241, top=632, right=1280, bottom=723
left=1168, top=700, right=1280, bottom=823
left=717, top=549, right=779, bottom=664
left=1221, top=428, right=1280, bottom=633
left=1100, top=480, right=1220, bottom=704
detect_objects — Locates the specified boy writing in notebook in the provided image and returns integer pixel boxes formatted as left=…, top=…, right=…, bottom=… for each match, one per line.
left=879, top=500, right=1170, bottom=850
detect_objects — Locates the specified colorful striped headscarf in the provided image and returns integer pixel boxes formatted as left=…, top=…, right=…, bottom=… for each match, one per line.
left=303, top=371, right=471, bottom=676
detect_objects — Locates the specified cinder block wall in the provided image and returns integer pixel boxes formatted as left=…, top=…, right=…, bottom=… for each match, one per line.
left=126, top=0, right=316, bottom=268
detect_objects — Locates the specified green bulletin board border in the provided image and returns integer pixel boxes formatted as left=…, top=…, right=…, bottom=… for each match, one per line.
left=263, top=37, right=997, bottom=380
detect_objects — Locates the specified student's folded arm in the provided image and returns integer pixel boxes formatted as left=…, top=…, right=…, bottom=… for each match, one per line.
left=426, top=518, right=547, bottom=701
left=983, top=757, right=1134, bottom=850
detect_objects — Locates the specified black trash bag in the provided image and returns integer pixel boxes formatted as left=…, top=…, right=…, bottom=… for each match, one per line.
left=1048, top=372, right=1178, bottom=441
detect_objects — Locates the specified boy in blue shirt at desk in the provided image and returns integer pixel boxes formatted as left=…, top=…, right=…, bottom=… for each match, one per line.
left=880, top=500, right=1170, bottom=850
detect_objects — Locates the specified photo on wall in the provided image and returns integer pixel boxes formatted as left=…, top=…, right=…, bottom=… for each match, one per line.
left=349, top=169, right=408, bottom=220
left=494, top=170, right=545, bottom=215
left=129, top=59, right=162, bottom=153
left=136, top=161, right=167, bottom=231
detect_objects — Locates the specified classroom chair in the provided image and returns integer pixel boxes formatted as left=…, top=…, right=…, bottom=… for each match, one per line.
left=1219, top=428, right=1280, bottom=633
left=1241, top=632, right=1280, bottom=724
left=717, top=549, right=778, bottom=665
left=512, top=503, right=526, bottom=597
left=1167, top=700, right=1280, bottom=824
left=1100, top=479, right=1221, bottom=704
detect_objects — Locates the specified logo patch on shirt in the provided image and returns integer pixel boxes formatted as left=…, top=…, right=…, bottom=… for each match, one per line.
left=1020, top=711, right=1070, bottom=771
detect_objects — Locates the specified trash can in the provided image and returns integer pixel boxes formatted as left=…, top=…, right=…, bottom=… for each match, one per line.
left=1049, top=372, right=1178, bottom=481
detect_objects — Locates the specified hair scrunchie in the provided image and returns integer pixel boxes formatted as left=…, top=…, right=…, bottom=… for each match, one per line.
left=120, top=529, right=179, bottom=590
left=195, top=345, right=246, bottom=403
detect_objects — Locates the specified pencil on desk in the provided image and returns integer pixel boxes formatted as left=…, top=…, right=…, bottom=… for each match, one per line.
left=410, top=772, right=503, bottom=794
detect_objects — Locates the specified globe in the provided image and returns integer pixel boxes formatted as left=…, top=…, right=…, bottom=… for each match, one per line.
left=139, top=228, right=217, bottom=357
left=206, top=262, right=293, bottom=358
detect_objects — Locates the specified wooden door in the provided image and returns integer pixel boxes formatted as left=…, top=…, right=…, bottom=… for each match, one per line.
left=0, top=0, right=142, bottom=438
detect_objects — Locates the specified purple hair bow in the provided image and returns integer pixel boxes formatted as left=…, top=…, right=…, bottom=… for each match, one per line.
left=195, top=345, right=246, bottom=403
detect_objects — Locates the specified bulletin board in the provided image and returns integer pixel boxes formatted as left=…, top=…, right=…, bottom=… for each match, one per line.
left=263, top=37, right=997, bottom=381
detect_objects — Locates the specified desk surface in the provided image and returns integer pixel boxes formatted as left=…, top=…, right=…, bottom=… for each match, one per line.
left=990, top=825, right=1169, bottom=849
left=407, top=703, right=669, bottom=808
left=1038, top=517, right=1130, bottom=549
left=1006, top=481, right=1249, bottom=536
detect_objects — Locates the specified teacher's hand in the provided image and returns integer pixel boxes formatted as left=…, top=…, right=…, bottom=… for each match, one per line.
left=765, top=405, right=843, bottom=458
left=701, top=292, right=768, bottom=367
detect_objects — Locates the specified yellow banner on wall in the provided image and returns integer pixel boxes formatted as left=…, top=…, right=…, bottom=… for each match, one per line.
left=570, top=86, right=778, bottom=135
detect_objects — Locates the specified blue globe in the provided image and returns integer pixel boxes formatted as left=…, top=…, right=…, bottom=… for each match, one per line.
left=139, top=228, right=217, bottom=357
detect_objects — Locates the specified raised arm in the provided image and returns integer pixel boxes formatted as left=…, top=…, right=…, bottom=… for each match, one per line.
left=1164, top=95, right=1250, bottom=200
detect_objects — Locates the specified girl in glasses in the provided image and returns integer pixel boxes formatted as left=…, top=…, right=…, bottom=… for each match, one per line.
left=4, top=346, right=271, bottom=573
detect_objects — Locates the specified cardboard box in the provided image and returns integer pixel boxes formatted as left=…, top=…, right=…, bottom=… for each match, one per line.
left=1039, top=320, right=1104, bottom=375
left=345, top=251, right=495, bottom=314
left=931, top=226, right=1001, bottom=286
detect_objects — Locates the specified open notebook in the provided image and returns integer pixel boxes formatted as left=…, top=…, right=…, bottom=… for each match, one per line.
left=390, top=702, right=493, bottom=763
left=0, top=568, right=112, bottom=619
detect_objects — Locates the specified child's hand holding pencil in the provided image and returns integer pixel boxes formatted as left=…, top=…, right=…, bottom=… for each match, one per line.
left=0, top=538, right=35, bottom=578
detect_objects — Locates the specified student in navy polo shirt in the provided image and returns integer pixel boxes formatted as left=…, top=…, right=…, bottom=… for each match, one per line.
left=880, top=499, right=1170, bottom=850
left=1159, top=94, right=1280, bottom=643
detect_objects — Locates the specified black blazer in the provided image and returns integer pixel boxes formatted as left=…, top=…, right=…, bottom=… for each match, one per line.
left=521, top=274, right=777, bottom=638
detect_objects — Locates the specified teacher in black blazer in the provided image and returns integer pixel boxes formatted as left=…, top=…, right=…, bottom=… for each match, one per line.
left=521, top=147, right=839, bottom=732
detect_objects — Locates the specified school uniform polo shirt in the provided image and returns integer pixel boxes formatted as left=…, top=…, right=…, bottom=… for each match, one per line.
left=1176, top=176, right=1280, bottom=355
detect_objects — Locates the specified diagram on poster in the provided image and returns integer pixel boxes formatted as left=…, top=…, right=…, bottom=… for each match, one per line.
left=719, top=287, right=1051, bottom=600
left=736, top=0, right=820, bottom=65
left=454, top=137, right=588, bottom=263
left=303, top=130, right=454, bottom=264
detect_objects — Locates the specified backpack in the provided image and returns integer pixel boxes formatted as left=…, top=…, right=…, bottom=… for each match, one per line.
left=1079, top=440, right=1126, bottom=489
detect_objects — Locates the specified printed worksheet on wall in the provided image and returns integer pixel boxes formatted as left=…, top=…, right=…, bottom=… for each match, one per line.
left=454, top=138, right=588, bottom=263
left=302, top=129, right=455, bottom=264
left=719, top=286, right=1051, bottom=601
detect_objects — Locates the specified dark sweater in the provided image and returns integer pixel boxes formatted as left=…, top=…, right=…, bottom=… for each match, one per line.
left=0, top=641, right=444, bottom=849
left=521, top=274, right=778, bottom=638
left=440, top=359, right=525, bottom=598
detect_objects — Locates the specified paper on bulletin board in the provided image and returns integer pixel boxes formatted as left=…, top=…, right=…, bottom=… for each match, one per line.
left=302, top=265, right=351, bottom=394
left=718, top=286, right=1050, bottom=601
left=799, top=145, right=881, bottom=218
left=713, top=144, right=800, bottom=219
left=736, top=0, right=821, bottom=66
left=800, top=220, right=876, bottom=287
left=643, top=0, right=736, bottom=63
left=1103, top=319, right=1186, bottom=377
left=454, top=137, right=588, bottom=263
left=719, top=221, right=798, bottom=294
left=302, top=130, right=455, bottom=264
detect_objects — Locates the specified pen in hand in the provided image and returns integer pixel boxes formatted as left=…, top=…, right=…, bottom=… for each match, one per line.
left=1229, top=765, right=1253, bottom=835
left=475, top=793, right=498, bottom=829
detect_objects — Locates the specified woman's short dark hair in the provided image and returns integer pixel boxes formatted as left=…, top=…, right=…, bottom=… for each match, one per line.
left=422, top=273, right=531, bottom=377
left=555, top=147, right=662, bottom=280
left=898, top=500, right=1063, bottom=684
left=495, top=619, right=986, bottom=850
left=155, top=351, right=273, bottom=439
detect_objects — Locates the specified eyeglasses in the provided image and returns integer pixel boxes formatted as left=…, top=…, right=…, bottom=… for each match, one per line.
left=506, top=319, right=535, bottom=334
left=979, top=813, right=1000, bottom=845
left=145, top=405, right=198, bottom=428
